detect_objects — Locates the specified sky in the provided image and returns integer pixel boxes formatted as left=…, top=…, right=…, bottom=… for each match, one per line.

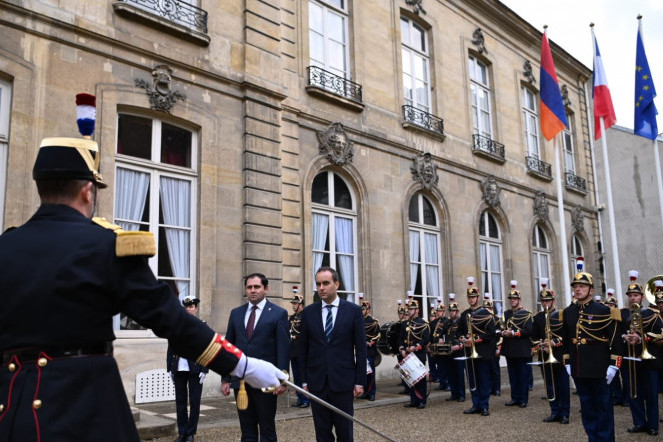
left=500, top=0, right=663, bottom=133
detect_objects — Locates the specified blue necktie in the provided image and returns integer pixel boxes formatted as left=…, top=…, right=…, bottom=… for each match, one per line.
left=324, top=305, right=334, bottom=343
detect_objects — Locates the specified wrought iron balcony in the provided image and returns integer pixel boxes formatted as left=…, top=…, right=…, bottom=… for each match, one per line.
left=402, top=105, right=445, bottom=137
left=472, top=134, right=505, bottom=161
left=565, top=172, right=587, bottom=193
left=114, top=0, right=208, bottom=34
left=526, top=156, right=552, bottom=179
left=307, top=66, right=362, bottom=103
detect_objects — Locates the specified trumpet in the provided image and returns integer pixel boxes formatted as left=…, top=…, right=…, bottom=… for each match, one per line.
left=540, top=306, right=558, bottom=402
left=462, top=313, right=480, bottom=392
left=626, top=302, right=656, bottom=399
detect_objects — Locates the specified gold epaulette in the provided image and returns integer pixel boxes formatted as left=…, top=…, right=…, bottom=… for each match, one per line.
left=92, top=217, right=156, bottom=257
left=610, top=307, right=622, bottom=321
left=558, top=309, right=564, bottom=322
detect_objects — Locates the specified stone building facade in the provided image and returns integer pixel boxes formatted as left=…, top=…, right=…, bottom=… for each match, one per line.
left=0, top=0, right=599, bottom=402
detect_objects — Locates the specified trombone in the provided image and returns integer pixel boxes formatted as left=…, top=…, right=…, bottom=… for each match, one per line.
left=539, top=306, right=558, bottom=402
left=625, top=302, right=656, bottom=399
left=456, top=312, right=480, bottom=391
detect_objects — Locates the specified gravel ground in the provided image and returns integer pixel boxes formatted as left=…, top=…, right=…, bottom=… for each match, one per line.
left=149, top=381, right=660, bottom=442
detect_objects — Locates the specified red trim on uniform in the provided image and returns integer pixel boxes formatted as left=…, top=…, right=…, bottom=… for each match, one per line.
left=31, top=352, right=50, bottom=442
left=514, top=330, right=521, bottom=338
left=0, top=355, right=22, bottom=424
left=614, top=356, right=622, bottom=369
left=219, top=335, right=243, bottom=360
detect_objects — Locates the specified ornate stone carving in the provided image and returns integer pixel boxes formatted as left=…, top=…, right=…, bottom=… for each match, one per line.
left=523, top=60, right=536, bottom=84
left=480, top=175, right=501, bottom=208
left=317, top=123, right=355, bottom=166
left=135, top=65, right=186, bottom=113
left=472, top=28, right=487, bottom=54
left=405, top=0, right=426, bottom=15
left=410, top=152, right=438, bottom=189
left=533, top=191, right=549, bottom=221
left=561, top=84, right=572, bottom=107
left=572, top=206, right=584, bottom=231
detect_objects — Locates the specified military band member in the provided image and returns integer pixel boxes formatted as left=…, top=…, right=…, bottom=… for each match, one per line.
left=501, top=281, right=533, bottom=408
left=483, top=294, right=502, bottom=397
left=289, top=290, right=309, bottom=408
left=399, top=299, right=430, bottom=409
left=620, top=272, right=662, bottom=436
left=430, top=300, right=449, bottom=390
left=361, top=298, right=380, bottom=401
left=560, top=265, right=623, bottom=442
left=396, top=299, right=409, bottom=395
left=459, top=277, right=496, bottom=416
left=532, top=279, right=569, bottom=424
left=606, top=289, right=629, bottom=407
left=442, top=295, right=466, bottom=402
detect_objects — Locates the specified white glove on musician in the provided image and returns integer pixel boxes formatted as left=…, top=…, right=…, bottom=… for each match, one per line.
left=565, top=365, right=571, bottom=377
left=230, top=355, right=288, bottom=389
left=606, top=365, right=619, bottom=385
left=199, top=372, right=206, bottom=384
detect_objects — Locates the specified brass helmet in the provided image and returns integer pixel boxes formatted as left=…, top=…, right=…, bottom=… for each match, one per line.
left=625, top=270, right=644, bottom=295
left=605, top=288, right=617, bottom=306
left=466, top=277, right=479, bottom=297
left=571, top=257, right=593, bottom=287
left=653, top=280, right=663, bottom=304
left=483, top=292, right=493, bottom=309
left=448, top=302, right=460, bottom=311
left=539, top=278, right=554, bottom=301
left=507, top=280, right=521, bottom=299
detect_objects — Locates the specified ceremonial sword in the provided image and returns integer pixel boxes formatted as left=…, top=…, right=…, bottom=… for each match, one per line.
left=264, top=381, right=397, bottom=442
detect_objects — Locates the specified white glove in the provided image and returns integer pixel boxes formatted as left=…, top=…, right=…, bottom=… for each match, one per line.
left=169, top=372, right=174, bottom=382
left=565, top=365, right=571, bottom=377
left=606, top=365, right=619, bottom=385
left=230, top=355, right=288, bottom=390
left=199, top=372, right=206, bottom=384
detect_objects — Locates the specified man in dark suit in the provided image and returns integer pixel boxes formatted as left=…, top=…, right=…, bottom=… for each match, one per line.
left=300, top=267, right=367, bottom=442
left=221, top=273, right=290, bottom=441
left=167, top=296, right=209, bottom=442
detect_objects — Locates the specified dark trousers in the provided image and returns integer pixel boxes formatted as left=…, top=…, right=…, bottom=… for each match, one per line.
left=408, top=376, right=427, bottom=406
left=365, top=356, right=376, bottom=399
left=610, top=369, right=628, bottom=404
left=506, top=357, right=530, bottom=404
left=468, top=358, right=491, bottom=410
left=173, top=371, right=203, bottom=437
left=234, top=385, right=278, bottom=441
left=443, top=356, right=465, bottom=399
left=574, top=377, right=615, bottom=442
left=290, top=356, right=309, bottom=405
left=624, top=364, right=659, bottom=431
left=490, top=355, right=501, bottom=394
left=310, top=385, right=354, bottom=442
left=432, top=355, right=449, bottom=388
left=542, top=363, right=570, bottom=418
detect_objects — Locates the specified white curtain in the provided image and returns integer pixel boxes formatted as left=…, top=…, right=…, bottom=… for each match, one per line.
left=424, top=233, right=439, bottom=300
left=335, top=217, right=354, bottom=299
left=312, top=213, right=329, bottom=291
left=115, top=168, right=150, bottom=231
left=159, top=176, right=191, bottom=299
left=409, top=230, right=419, bottom=292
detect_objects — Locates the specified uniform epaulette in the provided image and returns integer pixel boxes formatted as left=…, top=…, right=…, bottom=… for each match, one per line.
left=558, top=309, right=564, bottom=323
left=610, top=307, right=622, bottom=321
left=92, top=216, right=156, bottom=257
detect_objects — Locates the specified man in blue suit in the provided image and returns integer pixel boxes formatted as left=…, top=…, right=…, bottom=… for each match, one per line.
left=300, top=267, right=367, bottom=442
left=221, top=273, right=290, bottom=441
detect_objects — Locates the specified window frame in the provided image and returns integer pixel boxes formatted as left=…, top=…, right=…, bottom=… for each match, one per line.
left=532, top=224, right=551, bottom=309
left=401, top=16, right=431, bottom=113
left=308, top=0, right=350, bottom=79
left=570, top=234, right=584, bottom=274
left=469, top=56, right=493, bottom=139
left=562, top=112, right=576, bottom=174
left=522, top=86, right=540, bottom=158
left=0, top=78, right=11, bottom=231
left=479, top=210, right=504, bottom=315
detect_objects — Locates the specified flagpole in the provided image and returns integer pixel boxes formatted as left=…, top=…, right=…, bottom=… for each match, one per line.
left=599, top=117, right=623, bottom=306
left=654, top=137, right=663, bottom=234
left=552, top=135, right=572, bottom=305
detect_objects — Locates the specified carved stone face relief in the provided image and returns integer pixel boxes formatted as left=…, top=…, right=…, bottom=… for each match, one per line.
left=480, top=175, right=501, bottom=208
left=317, top=123, right=355, bottom=166
left=411, top=152, right=438, bottom=189
left=134, top=64, right=186, bottom=113
left=533, top=191, right=549, bottom=221
left=406, top=0, right=426, bottom=15
left=572, top=206, right=584, bottom=231
left=472, top=28, right=487, bottom=54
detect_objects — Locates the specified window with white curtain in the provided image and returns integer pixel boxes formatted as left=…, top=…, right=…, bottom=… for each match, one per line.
left=522, top=86, right=540, bottom=158
left=408, top=193, right=442, bottom=314
left=311, top=170, right=358, bottom=303
left=532, top=224, right=551, bottom=309
left=479, top=210, right=503, bottom=315
left=570, top=234, right=583, bottom=275
left=114, top=113, right=197, bottom=331
left=401, top=17, right=430, bottom=113
left=563, top=112, right=576, bottom=173
left=469, top=56, right=492, bottom=139
left=309, top=0, right=348, bottom=79
left=0, top=78, right=10, bottom=231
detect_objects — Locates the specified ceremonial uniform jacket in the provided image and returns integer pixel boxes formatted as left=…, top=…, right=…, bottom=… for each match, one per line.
left=167, top=347, right=209, bottom=375
left=289, top=311, right=304, bottom=358
left=532, top=309, right=564, bottom=362
left=0, top=205, right=242, bottom=442
left=621, top=306, right=663, bottom=370
left=458, top=307, right=496, bottom=360
left=398, top=317, right=430, bottom=363
left=501, top=308, right=534, bottom=358
left=364, top=315, right=380, bottom=358
left=442, top=317, right=464, bottom=356
left=560, top=299, right=623, bottom=379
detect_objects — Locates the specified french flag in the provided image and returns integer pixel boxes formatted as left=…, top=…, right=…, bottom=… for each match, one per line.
left=539, top=30, right=568, bottom=141
left=592, top=33, right=616, bottom=140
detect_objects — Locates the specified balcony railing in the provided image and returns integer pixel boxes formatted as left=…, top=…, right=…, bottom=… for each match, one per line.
left=526, top=156, right=552, bottom=178
left=114, top=0, right=208, bottom=34
left=402, top=105, right=445, bottom=136
left=472, top=134, right=505, bottom=160
left=307, top=66, right=363, bottom=103
left=565, top=172, right=587, bottom=193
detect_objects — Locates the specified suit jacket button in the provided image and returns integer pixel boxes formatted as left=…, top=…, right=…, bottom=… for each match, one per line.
left=33, top=399, right=42, bottom=409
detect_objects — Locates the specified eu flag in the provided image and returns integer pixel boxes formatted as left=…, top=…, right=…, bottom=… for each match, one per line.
left=634, top=22, right=658, bottom=140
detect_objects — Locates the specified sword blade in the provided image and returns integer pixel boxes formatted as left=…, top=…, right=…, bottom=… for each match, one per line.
left=284, top=380, right=397, bottom=442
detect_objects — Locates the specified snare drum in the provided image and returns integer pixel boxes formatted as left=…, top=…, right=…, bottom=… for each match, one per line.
left=394, top=353, right=429, bottom=387
left=377, top=321, right=401, bottom=355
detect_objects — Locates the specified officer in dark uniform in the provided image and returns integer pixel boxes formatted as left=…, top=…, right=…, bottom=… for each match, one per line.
left=398, top=299, right=430, bottom=409
left=167, top=296, right=209, bottom=442
left=482, top=294, right=502, bottom=397
left=429, top=300, right=449, bottom=390
left=605, top=289, right=629, bottom=407
left=532, top=279, right=569, bottom=424
left=620, top=271, right=662, bottom=436
left=561, top=267, right=623, bottom=442
left=501, top=280, right=534, bottom=408
left=361, top=299, right=380, bottom=401
left=442, top=295, right=466, bottom=402
left=0, top=134, right=286, bottom=441
left=459, top=277, right=496, bottom=416
left=289, top=290, right=309, bottom=408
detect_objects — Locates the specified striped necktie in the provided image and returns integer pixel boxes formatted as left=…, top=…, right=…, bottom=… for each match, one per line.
left=324, top=305, right=334, bottom=343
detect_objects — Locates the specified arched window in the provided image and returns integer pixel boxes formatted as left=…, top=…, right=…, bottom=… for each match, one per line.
left=532, top=224, right=551, bottom=308
left=408, top=193, right=442, bottom=314
left=479, top=210, right=504, bottom=315
left=570, top=234, right=584, bottom=274
left=312, top=171, right=358, bottom=302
